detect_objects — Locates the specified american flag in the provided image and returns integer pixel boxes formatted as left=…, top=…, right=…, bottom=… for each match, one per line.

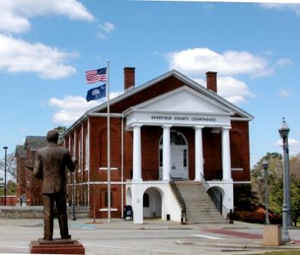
left=85, top=67, right=107, bottom=84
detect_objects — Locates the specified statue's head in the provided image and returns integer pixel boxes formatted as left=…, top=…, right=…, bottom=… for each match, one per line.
left=47, top=129, right=59, bottom=144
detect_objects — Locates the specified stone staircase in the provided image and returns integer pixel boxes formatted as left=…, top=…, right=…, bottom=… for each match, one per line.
left=171, top=181, right=228, bottom=224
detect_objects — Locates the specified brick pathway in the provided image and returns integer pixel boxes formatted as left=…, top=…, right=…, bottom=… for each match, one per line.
left=205, top=228, right=263, bottom=239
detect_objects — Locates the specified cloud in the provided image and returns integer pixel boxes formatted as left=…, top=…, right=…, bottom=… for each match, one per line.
left=0, top=0, right=94, bottom=34
left=279, top=89, right=289, bottom=97
left=98, top=22, right=115, bottom=39
left=276, top=58, right=293, bottom=67
left=168, top=48, right=270, bottom=77
left=49, top=92, right=122, bottom=125
left=194, top=76, right=254, bottom=104
left=276, top=138, right=300, bottom=155
left=0, top=34, right=76, bottom=79
left=261, top=3, right=300, bottom=16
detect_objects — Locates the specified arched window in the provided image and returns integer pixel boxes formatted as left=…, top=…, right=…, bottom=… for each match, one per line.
left=159, top=131, right=187, bottom=146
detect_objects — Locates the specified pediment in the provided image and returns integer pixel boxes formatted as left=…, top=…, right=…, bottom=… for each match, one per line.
left=135, top=86, right=233, bottom=115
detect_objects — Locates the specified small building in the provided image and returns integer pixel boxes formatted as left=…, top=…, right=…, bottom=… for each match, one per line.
left=64, top=68, right=253, bottom=224
left=15, top=136, right=47, bottom=206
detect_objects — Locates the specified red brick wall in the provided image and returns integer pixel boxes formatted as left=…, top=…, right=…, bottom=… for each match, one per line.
left=203, top=128, right=222, bottom=180
left=0, top=196, right=17, bottom=206
left=230, top=121, right=250, bottom=182
left=89, top=184, right=122, bottom=218
left=89, top=117, right=122, bottom=183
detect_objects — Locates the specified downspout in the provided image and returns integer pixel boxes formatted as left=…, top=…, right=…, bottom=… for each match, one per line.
left=121, top=115, right=124, bottom=218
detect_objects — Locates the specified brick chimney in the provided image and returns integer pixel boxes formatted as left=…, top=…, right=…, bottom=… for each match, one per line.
left=206, top=71, right=217, bottom=93
left=124, top=67, right=135, bottom=91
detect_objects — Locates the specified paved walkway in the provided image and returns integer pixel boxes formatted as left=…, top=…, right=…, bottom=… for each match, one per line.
left=0, top=218, right=300, bottom=254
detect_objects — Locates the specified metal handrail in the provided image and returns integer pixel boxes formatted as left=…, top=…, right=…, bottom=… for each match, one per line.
left=199, top=172, right=231, bottom=217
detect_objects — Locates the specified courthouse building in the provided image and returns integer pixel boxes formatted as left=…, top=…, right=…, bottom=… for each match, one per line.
left=64, top=68, right=253, bottom=224
left=16, top=136, right=47, bottom=206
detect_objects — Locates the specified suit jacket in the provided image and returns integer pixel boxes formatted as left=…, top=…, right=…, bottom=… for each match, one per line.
left=33, top=143, right=75, bottom=194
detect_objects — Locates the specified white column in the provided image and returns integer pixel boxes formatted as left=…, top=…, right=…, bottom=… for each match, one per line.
left=133, top=124, right=142, bottom=181
left=163, top=125, right=171, bottom=181
left=132, top=185, right=143, bottom=224
left=222, top=127, right=232, bottom=181
left=194, top=126, right=204, bottom=182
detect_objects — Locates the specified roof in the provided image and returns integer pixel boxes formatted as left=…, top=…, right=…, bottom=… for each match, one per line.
left=15, top=145, right=26, bottom=158
left=24, top=136, right=47, bottom=151
left=65, top=69, right=254, bottom=135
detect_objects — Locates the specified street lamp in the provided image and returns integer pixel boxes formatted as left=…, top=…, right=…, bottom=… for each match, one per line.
left=3, top=146, right=8, bottom=206
left=279, top=117, right=291, bottom=242
left=262, top=159, right=270, bottom=225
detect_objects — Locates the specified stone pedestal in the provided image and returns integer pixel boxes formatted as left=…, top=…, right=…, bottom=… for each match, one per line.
left=263, top=225, right=281, bottom=246
left=30, top=239, right=85, bottom=254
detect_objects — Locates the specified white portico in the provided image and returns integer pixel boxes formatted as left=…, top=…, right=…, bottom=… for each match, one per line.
left=125, top=86, right=233, bottom=183
left=125, top=86, right=235, bottom=223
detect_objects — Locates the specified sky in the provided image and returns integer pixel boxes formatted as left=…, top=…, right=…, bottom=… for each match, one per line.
left=0, top=0, right=300, bottom=170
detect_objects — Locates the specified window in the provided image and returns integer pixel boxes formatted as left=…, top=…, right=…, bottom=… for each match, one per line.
left=104, top=191, right=113, bottom=207
left=143, top=193, right=150, bottom=208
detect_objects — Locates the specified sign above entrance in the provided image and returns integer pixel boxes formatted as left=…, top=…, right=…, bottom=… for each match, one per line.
left=151, top=115, right=216, bottom=122
left=126, top=111, right=231, bottom=128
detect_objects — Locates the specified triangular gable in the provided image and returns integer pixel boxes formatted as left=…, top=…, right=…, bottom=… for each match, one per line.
left=88, top=70, right=253, bottom=119
left=66, top=70, right=253, bottom=135
left=133, top=86, right=233, bottom=115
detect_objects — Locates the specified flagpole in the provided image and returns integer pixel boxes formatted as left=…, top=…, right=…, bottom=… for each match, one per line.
left=106, top=61, right=111, bottom=223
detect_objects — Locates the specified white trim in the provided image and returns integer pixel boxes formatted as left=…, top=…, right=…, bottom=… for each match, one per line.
left=121, top=117, right=124, bottom=218
left=88, top=181, right=125, bottom=184
left=127, top=121, right=231, bottom=129
left=87, top=118, right=90, bottom=206
left=233, top=181, right=251, bottom=184
left=67, top=181, right=125, bottom=185
left=99, top=167, right=119, bottom=170
left=232, top=168, right=243, bottom=171
left=124, top=86, right=233, bottom=116
left=88, top=113, right=123, bottom=118
left=230, top=117, right=249, bottom=121
left=132, top=110, right=232, bottom=116
left=99, top=208, right=118, bottom=212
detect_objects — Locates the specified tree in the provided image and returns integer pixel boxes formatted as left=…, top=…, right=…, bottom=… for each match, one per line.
left=252, top=152, right=300, bottom=226
left=0, top=153, right=17, bottom=181
left=251, top=152, right=283, bottom=205
left=55, top=126, right=67, bottom=145
left=0, top=180, right=16, bottom=196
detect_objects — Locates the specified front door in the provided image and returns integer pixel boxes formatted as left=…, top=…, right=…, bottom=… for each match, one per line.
left=170, top=145, right=188, bottom=179
left=159, top=131, right=189, bottom=180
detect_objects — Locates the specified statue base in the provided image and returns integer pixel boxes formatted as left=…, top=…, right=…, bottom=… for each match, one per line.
left=30, top=239, right=85, bottom=254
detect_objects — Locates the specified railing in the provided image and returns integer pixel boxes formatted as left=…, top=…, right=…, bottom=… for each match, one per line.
left=199, top=172, right=231, bottom=218
left=169, top=181, right=187, bottom=224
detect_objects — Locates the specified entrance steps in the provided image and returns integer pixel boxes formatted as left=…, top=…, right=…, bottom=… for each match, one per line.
left=171, top=181, right=228, bottom=224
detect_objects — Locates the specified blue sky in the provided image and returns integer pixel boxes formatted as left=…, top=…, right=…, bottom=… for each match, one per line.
left=0, top=0, right=300, bottom=168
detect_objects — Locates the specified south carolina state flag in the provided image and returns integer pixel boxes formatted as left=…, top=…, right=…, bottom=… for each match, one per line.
left=86, top=84, right=106, bottom=102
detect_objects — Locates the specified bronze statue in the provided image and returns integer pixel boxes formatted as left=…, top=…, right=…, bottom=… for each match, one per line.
left=33, top=129, right=76, bottom=241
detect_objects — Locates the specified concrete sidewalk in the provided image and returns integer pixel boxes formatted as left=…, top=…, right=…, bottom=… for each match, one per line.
left=1, top=218, right=300, bottom=254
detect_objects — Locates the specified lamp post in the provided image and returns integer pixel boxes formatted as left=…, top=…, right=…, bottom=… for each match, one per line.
left=262, top=159, right=270, bottom=225
left=3, top=146, right=8, bottom=206
left=279, top=117, right=291, bottom=242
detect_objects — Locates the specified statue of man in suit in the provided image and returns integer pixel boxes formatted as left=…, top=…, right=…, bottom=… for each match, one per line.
left=33, top=129, right=77, bottom=241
